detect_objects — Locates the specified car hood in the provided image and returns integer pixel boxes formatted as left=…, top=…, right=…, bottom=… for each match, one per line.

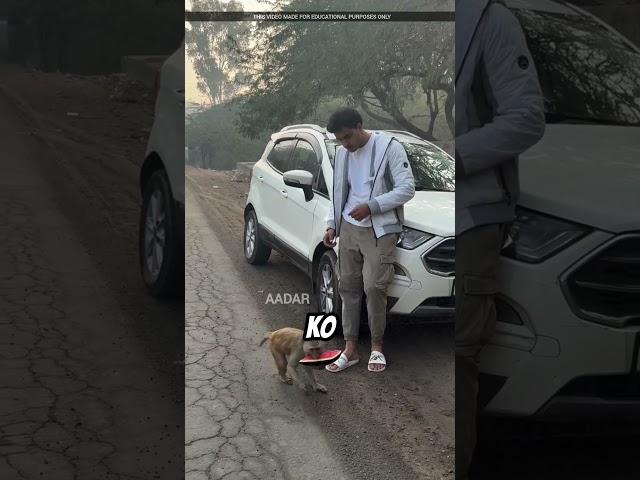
left=403, top=190, right=455, bottom=237
left=519, top=124, right=640, bottom=233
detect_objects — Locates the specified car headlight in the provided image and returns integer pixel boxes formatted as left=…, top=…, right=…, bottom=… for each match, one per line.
left=398, top=226, right=433, bottom=250
left=501, top=208, right=591, bottom=263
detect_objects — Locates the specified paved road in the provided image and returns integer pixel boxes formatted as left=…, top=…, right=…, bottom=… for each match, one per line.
left=186, top=188, right=349, bottom=479
left=185, top=169, right=455, bottom=480
left=0, top=79, right=183, bottom=479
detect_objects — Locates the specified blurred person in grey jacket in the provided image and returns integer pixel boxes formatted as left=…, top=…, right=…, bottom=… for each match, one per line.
left=455, top=1, right=545, bottom=478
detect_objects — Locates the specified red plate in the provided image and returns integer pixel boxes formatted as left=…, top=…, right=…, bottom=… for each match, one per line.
left=299, top=349, right=342, bottom=366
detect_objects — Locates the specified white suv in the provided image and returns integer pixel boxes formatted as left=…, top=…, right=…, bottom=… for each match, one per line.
left=478, top=1, right=640, bottom=419
left=138, top=41, right=185, bottom=297
left=244, top=124, right=455, bottom=319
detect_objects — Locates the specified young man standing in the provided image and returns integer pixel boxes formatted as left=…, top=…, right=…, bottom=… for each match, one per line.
left=455, top=1, right=545, bottom=478
left=323, top=108, right=415, bottom=373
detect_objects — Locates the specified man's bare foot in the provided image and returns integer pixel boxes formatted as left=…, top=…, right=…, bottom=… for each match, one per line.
left=342, top=348, right=358, bottom=361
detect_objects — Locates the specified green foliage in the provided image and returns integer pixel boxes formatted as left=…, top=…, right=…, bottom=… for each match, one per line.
left=184, top=0, right=455, bottom=167
left=186, top=102, right=268, bottom=170
left=230, top=0, right=454, bottom=140
left=184, top=92, right=452, bottom=171
left=186, top=1, right=249, bottom=104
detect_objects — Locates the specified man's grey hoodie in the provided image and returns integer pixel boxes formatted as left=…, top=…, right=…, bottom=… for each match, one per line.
left=456, top=0, right=546, bottom=234
left=326, top=131, right=415, bottom=239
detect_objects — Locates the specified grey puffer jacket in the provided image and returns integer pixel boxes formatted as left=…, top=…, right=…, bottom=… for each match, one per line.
left=456, top=0, right=545, bottom=234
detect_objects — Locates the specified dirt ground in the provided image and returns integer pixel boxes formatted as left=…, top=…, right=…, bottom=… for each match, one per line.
left=186, top=166, right=455, bottom=479
left=0, top=61, right=184, bottom=478
left=0, top=62, right=155, bottom=243
left=0, top=61, right=185, bottom=373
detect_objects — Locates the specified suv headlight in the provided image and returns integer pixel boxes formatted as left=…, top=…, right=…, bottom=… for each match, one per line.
left=398, top=226, right=433, bottom=250
left=502, top=208, right=591, bottom=263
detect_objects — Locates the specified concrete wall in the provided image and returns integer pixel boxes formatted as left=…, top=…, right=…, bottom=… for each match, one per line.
left=7, top=21, right=40, bottom=67
left=0, top=20, right=7, bottom=56
left=5, top=6, right=182, bottom=74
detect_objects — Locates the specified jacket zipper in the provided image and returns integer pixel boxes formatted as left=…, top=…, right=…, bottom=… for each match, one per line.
left=332, top=156, right=337, bottom=234
left=383, top=162, right=401, bottom=224
left=369, top=140, right=394, bottom=245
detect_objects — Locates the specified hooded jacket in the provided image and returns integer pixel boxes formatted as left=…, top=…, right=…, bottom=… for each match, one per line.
left=456, top=0, right=546, bottom=234
left=326, top=131, right=415, bottom=239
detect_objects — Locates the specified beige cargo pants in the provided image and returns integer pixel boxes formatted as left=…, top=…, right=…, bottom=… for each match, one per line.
left=337, top=221, right=399, bottom=342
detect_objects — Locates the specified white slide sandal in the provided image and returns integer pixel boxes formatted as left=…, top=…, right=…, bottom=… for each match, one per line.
left=325, top=352, right=359, bottom=373
left=367, top=351, right=386, bottom=372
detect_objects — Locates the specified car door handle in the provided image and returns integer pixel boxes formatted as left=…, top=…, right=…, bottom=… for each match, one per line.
left=280, top=189, right=288, bottom=198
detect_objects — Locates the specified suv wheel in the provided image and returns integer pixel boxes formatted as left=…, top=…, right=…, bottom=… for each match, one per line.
left=317, top=250, right=342, bottom=316
left=139, top=169, right=182, bottom=297
left=244, top=210, right=271, bottom=264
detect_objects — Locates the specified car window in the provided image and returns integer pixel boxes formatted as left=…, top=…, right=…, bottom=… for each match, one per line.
left=402, top=142, right=455, bottom=192
left=511, top=6, right=640, bottom=125
left=289, top=140, right=320, bottom=174
left=267, top=139, right=296, bottom=172
left=326, top=137, right=453, bottom=191
left=316, top=168, right=329, bottom=196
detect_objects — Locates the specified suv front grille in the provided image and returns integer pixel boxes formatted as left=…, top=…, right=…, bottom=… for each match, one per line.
left=422, top=238, right=455, bottom=277
left=562, top=234, right=640, bottom=328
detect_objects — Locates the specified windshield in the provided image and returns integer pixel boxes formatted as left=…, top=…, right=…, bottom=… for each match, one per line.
left=324, top=140, right=455, bottom=192
left=512, top=6, right=640, bottom=125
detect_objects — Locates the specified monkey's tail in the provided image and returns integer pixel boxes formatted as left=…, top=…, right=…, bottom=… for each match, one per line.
left=259, top=332, right=272, bottom=347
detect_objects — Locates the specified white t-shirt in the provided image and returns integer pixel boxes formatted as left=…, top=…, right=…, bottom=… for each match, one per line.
left=342, top=133, right=376, bottom=227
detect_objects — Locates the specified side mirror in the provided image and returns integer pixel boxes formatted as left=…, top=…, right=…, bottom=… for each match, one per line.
left=283, top=170, right=314, bottom=202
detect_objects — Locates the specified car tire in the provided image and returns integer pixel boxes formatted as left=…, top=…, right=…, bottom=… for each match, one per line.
left=316, top=250, right=343, bottom=317
left=244, top=209, right=271, bottom=265
left=139, top=169, right=183, bottom=297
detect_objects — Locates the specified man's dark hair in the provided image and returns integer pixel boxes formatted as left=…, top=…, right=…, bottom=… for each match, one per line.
left=326, top=108, right=363, bottom=133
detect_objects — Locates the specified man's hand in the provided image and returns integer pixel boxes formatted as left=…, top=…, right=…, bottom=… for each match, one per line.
left=323, top=228, right=336, bottom=247
left=349, top=203, right=371, bottom=222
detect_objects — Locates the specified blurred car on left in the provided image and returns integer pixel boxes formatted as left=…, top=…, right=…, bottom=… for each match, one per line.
left=138, top=41, right=185, bottom=297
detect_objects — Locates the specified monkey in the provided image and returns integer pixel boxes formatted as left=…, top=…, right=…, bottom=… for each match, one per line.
left=259, top=327, right=328, bottom=393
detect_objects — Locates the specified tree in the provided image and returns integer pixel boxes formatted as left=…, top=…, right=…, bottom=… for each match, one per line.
left=231, top=0, right=454, bottom=139
left=186, top=103, right=267, bottom=169
left=186, top=0, right=249, bottom=105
